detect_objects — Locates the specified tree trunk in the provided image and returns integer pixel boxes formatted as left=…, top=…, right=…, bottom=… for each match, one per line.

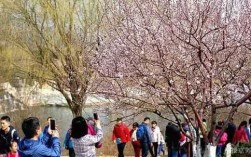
left=202, top=107, right=219, bottom=157
left=71, top=104, right=83, bottom=117
left=210, top=106, right=217, bottom=145
left=192, top=106, right=208, bottom=143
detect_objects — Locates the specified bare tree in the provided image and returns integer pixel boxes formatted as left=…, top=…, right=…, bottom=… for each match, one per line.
left=1, top=0, right=103, bottom=116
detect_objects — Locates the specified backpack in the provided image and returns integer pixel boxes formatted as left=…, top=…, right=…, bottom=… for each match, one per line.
left=0, top=128, right=17, bottom=153
left=0, top=133, right=8, bottom=146
left=10, top=129, right=16, bottom=139
left=180, top=133, right=189, bottom=151
left=1, top=128, right=16, bottom=142
left=136, top=124, right=145, bottom=140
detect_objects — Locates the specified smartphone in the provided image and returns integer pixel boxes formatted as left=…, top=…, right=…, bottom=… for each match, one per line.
left=50, top=119, right=56, bottom=130
left=93, top=113, right=98, bottom=120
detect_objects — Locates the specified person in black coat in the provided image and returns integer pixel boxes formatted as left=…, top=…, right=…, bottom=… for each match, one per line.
left=226, top=118, right=236, bottom=144
left=0, top=116, right=20, bottom=155
left=221, top=118, right=236, bottom=157
left=165, top=122, right=180, bottom=157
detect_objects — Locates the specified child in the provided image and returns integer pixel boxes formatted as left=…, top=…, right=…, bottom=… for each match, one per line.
left=7, top=141, right=20, bottom=157
left=64, top=128, right=75, bottom=157
left=158, top=131, right=165, bottom=156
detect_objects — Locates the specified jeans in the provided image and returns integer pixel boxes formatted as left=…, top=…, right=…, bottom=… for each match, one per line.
left=141, top=142, right=150, bottom=157
left=180, top=148, right=187, bottom=157
left=69, top=148, right=75, bottom=157
left=216, top=145, right=223, bottom=157
left=221, top=144, right=227, bottom=157
left=117, top=142, right=126, bottom=157
left=158, top=143, right=165, bottom=155
left=168, top=147, right=179, bottom=157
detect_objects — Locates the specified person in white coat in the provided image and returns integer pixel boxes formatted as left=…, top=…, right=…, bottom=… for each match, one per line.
left=151, top=121, right=161, bottom=157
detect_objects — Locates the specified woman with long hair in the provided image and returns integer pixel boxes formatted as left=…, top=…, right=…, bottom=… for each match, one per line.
left=232, top=121, right=249, bottom=145
left=71, top=116, right=103, bottom=157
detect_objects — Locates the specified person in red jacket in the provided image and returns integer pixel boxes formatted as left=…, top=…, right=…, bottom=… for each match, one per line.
left=112, top=118, right=130, bottom=157
left=232, top=121, right=249, bottom=145
left=214, top=122, right=228, bottom=157
left=7, top=140, right=20, bottom=157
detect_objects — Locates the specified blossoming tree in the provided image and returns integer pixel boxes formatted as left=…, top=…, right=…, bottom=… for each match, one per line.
left=98, top=0, right=251, bottom=149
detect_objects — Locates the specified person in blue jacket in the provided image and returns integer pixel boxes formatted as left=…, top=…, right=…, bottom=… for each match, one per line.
left=18, top=117, right=61, bottom=157
left=136, top=117, right=152, bottom=157
left=64, top=128, right=75, bottom=157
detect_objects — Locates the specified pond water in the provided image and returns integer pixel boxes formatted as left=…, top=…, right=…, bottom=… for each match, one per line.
left=1, top=106, right=112, bottom=144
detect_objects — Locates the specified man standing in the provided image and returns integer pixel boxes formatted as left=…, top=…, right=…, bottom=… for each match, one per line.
left=165, top=122, right=180, bottom=157
left=18, top=117, right=61, bottom=157
left=112, top=118, right=130, bottom=157
left=136, top=117, right=152, bottom=157
left=0, top=116, right=20, bottom=156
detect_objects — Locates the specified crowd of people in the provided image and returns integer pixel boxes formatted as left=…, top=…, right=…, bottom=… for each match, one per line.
left=0, top=115, right=251, bottom=157
left=111, top=117, right=251, bottom=157
left=0, top=115, right=102, bottom=157
left=111, top=117, right=165, bottom=157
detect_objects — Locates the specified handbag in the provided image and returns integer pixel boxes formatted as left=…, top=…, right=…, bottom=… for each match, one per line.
left=116, top=138, right=122, bottom=144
